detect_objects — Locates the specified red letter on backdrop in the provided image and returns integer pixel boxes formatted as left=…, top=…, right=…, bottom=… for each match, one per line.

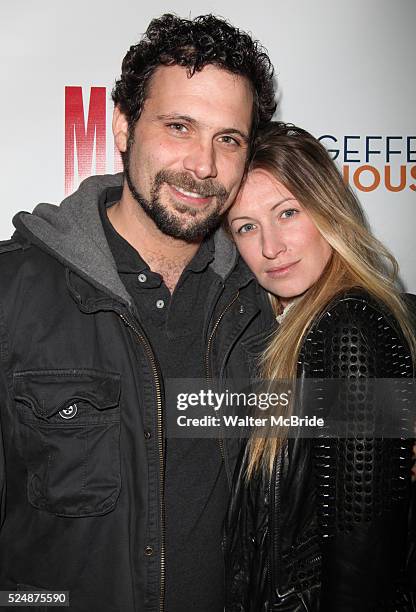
left=65, top=86, right=106, bottom=195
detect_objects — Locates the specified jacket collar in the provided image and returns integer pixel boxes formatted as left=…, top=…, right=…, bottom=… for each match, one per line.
left=12, top=173, right=243, bottom=308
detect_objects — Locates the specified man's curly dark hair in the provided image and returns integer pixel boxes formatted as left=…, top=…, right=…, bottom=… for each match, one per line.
left=112, top=13, right=276, bottom=148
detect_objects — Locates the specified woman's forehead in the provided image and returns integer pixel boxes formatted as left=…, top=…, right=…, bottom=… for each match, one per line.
left=230, top=169, right=296, bottom=217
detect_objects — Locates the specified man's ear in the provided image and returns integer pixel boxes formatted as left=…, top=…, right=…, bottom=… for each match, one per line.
left=112, top=106, right=129, bottom=154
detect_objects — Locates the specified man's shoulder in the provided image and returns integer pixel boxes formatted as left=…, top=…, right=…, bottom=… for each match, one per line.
left=0, top=234, right=60, bottom=282
left=0, top=237, right=24, bottom=255
left=0, top=236, right=30, bottom=276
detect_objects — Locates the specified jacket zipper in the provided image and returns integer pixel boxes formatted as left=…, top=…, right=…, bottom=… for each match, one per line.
left=270, top=453, right=279, bottom=601
left=267, top=477, right=273, bottom=603
left=119, top=313, right=166, bottom=612
left=205, top=291, right=240, bottom=464
left=305, top=554, right=321, bottom=565
left=270, top=446, right=296, bottom=604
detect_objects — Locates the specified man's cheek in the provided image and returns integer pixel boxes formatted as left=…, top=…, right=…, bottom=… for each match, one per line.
left=227, top=184, right=242, bottom=207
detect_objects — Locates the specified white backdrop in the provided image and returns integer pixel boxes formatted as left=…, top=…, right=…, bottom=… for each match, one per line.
left=1, top=0, right=415, bottom=289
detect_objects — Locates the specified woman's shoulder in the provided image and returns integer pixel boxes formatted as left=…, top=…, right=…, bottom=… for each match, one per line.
left=312, top=288, right=400, bottom=334
left=301, top=288, right=413, bottom=378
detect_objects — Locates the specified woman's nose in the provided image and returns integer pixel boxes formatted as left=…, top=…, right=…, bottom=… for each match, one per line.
left=261, top=228, right=286, bottom=260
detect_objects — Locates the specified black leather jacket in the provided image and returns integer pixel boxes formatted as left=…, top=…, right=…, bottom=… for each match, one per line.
left=225, top=291, right=416, bottom=611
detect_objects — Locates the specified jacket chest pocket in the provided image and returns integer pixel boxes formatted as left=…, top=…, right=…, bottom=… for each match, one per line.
left=14, top=369, right=121, bottom=518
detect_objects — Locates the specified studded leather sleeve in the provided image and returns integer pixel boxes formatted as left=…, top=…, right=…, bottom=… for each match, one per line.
left=0, top=365, right=7, bottom=528
left=301, top=294, right=415, bottom=611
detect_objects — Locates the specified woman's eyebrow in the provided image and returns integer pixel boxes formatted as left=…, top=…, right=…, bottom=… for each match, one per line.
left=230, top=215, right=254, bottom=223
left=230, top=197, right=297, bottom=223
left=270, top=196, right=297, bottom=211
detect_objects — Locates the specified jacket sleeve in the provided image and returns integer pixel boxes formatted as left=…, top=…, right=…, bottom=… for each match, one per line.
left=224, top=444, right=270, bottom=612
left=0, top=365, right=7, bottom=529
left=309, top=297, right=414, bottom=611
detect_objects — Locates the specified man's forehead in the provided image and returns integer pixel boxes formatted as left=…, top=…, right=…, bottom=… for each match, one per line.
left=143, top=64, right=253, bottom=126
left=147, top=63, right=250, bottom=89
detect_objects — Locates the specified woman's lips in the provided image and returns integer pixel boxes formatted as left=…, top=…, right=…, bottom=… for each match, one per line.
left=265, top=260, right=300, bottom=277
left=168, top=183, right=213, bottom=205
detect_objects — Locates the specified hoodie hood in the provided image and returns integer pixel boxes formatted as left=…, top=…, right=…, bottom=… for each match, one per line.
left=13, top=173, right=239, bottom=306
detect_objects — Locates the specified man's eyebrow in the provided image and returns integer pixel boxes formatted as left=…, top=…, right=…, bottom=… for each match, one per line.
left=156, top=114, right=249, bottom=143
left=156, top=113, right=196, bottom=124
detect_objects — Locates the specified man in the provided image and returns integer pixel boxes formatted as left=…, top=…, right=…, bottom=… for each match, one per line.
left=0, top=14, right=276, bottom=612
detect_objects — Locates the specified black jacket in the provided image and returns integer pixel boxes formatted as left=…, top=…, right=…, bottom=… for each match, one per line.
left=0, top=174, right=274, bottom=611
left=225, top=291, right=416, bottom=611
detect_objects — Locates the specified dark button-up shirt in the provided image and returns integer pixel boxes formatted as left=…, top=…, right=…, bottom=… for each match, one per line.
left=99, top=190, right=228, bottom=612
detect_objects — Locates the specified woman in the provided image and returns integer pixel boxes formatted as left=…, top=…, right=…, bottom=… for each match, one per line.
left=225, top=122, right=416, bottom=611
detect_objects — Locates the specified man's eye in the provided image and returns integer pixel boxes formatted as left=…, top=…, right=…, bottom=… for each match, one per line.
left=219, top=135, right=239, bottom=146
left=280, top=209, right=298, bottom=219
left=237, top=223, right=256, bottom=234
left=168, top=123, right=188, bottom=133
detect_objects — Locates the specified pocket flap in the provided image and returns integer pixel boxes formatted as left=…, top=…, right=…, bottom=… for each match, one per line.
left=13, top=369, right=121, bottom=419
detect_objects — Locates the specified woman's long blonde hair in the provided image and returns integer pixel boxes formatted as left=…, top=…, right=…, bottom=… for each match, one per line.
left=246, top=122, right=416, bottom=477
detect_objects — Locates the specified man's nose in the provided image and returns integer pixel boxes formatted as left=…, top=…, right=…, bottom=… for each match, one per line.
left=183, top=139, right=218, bottom=180
left=262, top=227, right=286, bottom=260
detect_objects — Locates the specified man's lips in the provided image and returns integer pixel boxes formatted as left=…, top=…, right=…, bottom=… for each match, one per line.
left=168, top=183, right=214, bottom=205
left=265, top=260, right=300, bottom=277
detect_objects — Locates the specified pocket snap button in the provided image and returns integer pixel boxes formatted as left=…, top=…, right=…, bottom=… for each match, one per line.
left=59, top=403, right=78, bottom=419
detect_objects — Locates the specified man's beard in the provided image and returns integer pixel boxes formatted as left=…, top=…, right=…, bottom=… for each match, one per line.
left=123, top=138, right=230, bottom=242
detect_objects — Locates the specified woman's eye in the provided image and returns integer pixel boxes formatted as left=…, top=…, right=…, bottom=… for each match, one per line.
left=280, top=208, right=298, bottom=219
left=237, top=223, right=256, bottom=234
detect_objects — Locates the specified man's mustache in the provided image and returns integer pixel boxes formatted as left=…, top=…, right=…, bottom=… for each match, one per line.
left=154, top=170, right=229, bottom=201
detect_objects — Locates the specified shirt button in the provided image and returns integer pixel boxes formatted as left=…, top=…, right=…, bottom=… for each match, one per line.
left=156, top=299, right=165, bottom=309
left=138, top=273, right=147, bottom=283
left=144, top=546, right=154, bottom=556
left=144, top=430, right=151, bottom=440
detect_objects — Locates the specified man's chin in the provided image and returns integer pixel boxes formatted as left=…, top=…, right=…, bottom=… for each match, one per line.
left=127, top=177, right=224, bottom=240
left=155, top=211, right=223, bottom=242
left=169, top=202, right=200, bottom=218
